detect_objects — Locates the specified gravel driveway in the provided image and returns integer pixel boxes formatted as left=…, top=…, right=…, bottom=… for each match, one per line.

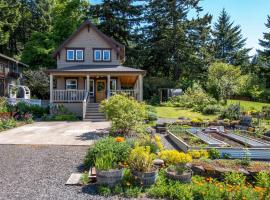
left=0, top=145, right=126, bottom=200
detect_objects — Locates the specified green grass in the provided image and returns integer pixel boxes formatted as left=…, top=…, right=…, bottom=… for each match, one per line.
left=154, top=106, right=217, bottom=120
left=155, top=100, right=270, bottom=119
left=228, top=100, right=270, bottom=111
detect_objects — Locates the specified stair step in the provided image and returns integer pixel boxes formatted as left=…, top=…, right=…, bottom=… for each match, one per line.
left=85, top=113, right=105, bottom=116
left=83, top=119, right=107, bottom=122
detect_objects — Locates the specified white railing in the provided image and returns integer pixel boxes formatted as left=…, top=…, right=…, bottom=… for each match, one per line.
left=52, top=90, right=87, bottom=102
left=7, top=98, right=41, bottom=106
left=82, top=91, right=90, bottom=119
left=110, top=90, right=137, bottom=98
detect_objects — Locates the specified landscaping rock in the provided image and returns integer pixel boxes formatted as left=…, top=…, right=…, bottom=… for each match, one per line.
left=191, top=165, right=205, bottom=175
left=153, top=159, right=164, bottom=166
left=66, top=173, right=82, bottom=185
left=238, top=168, right=250, bottom=176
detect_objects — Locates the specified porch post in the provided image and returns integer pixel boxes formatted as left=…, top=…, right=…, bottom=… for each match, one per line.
left=139, top=74, right=143, bottom=101
left=86, top=75, right=90, bottom=91
left=50, top=74, right=53, bottom=103
left=107, top=74, right=110, bottom=99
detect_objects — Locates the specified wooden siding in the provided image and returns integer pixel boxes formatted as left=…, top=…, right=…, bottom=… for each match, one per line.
left=57, top=26, right=120, bottom=68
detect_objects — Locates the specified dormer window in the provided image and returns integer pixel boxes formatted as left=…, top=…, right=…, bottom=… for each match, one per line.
left=93, top=49, right=111, bottom=62
left=66, top=48, right=84, bottom=61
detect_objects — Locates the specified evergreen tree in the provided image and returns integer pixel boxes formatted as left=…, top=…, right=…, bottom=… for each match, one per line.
left=258, top=15, right=270, bottom=65
left=212, top=8, right=251, bottom=67
left=141, top=0, right=212, bottom=80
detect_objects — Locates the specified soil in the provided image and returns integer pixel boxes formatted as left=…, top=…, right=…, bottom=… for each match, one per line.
left=207, top=132, right=245, bottom=147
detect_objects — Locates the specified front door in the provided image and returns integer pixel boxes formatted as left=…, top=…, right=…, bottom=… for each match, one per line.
left=96, top=80, right=106, bottom=103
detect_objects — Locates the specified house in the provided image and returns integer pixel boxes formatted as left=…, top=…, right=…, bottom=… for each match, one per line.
left=0, top=53, right=29, bottom=98
left=47, top=20, right=145, bottom=121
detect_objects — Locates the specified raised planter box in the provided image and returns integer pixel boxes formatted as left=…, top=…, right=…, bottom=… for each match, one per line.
left=167, top=130, right=270, bottom=160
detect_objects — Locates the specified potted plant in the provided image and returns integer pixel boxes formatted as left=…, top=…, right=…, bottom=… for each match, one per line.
left=128, top=145, right=158, bottom=186
left=95, top=152, right=124, bottom=186
left=165, top=163, right=193, bottom=183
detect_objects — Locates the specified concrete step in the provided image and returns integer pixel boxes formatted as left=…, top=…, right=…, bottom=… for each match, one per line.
left=85, top=113, right=105, bottom=116
left=85, top=116, right=106, bottom=120
left=83, top=118, right=107, bottom=122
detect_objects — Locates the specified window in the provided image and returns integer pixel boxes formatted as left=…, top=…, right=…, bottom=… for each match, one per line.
left=110, top=79, right=117, bottom=90
left=76, top=50, right=84, bottom=61
left=94, top=50, right=102, bottom=61
left=66, top=79, right=77, bottom=90
left=103, top=50, right=111, bottom=61
left=66, top=49, right=84, bottom=61
left=93, top=49, right=111, bottom=61
left=66, top=50, right=75, bottom=61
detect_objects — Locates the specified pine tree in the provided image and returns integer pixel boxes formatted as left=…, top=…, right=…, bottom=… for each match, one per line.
left=212, top=9, right=250, bottom=66
left=258, top=15, right=270, bottom=64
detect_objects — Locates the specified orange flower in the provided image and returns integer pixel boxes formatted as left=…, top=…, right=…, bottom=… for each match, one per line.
left=115, top=137, right=125, bottom=142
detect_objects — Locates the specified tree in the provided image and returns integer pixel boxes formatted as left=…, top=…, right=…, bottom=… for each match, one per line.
left=22, top=69, right=50, bottom=99
left=212, top=9, right=251, bottom=67
left=141, top=0, right=212, bottom=80
left=207, top=62, right=242, bottom=103
left=0, top=0, right=21, bottom=54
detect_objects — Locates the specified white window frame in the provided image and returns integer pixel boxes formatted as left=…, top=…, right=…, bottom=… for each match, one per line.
left=103, top=50, right=111, bottom=61
left=85, top=79, right=95, bottom=96
left=94, top=50, right=102, bottom=61
left=66, top=50, right=75, bottom=61
left=76, top=49, right=84, bottom=61
left=66, top=78, right=77, bottom=90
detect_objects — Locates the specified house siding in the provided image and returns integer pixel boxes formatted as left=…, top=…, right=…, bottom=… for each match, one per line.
left=57, top=26, right=120, bottom=68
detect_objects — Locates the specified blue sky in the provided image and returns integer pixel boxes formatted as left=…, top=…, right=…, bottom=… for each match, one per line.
left=90, top=0, right=270, bottom=55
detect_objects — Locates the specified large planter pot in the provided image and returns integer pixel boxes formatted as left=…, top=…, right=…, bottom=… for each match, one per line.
left=165, top=167, right=193, bottom=183
left=132, top=169, right=158, bottom=186
left=96, top=168, right=124, bottom=186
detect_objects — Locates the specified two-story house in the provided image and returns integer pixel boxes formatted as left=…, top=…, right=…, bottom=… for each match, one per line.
left=47, top=20, right=145, bottom=121
left=0, top=53, right=28, bottom=97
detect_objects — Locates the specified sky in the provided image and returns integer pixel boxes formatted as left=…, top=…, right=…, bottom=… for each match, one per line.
left=90, top=0, right=270, bottom=56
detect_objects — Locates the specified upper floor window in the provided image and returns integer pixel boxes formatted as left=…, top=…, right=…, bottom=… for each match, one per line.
left=93, top=49, right=111, bottom=62
left=66, top=49, right=84, bottom=61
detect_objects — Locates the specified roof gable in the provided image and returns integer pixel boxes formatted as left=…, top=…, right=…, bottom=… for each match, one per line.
left=52, top=20, right=125, bottom=59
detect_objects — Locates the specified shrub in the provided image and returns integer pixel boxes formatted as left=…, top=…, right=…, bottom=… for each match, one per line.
left=261, top=106, right=270, bottom=119
left=80, top=172, right=89, bottom=185
left=224, top=172, right=246, bottom=186
left=219, top=103, right=241, bottom=120
left=0, top=118, right=17, bottom=130
left=202, top=105, right=221, bottom=115
left=188, top=150, right=209, bottom=159
left=158, top=150, right=192, bottom=165
left=53, top=114, right=77, bottom=121
left=100, top=94, right=146, bottom=135
left=0, top=97, right=8, bottom=113
left=128, top=145, right=155, bottom=172
left=166, top=83, right=216, bottom=112
left=11, top=102, right=48, bottom=119
left=139, top=135, right=163, bottom=153
left=145, top=105, right=158, bottom=122
left=208, top=148, right=221, bottom=159
left=255, top=171, right=270, bottom=187
left=84, top=137, right=131, bottom=169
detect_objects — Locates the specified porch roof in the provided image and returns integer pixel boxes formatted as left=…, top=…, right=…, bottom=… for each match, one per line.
left=46, top=65, right=146, bottom=75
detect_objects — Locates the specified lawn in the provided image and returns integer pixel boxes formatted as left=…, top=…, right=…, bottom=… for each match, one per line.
left=155, top=100, right=270, bottom=119
left=228, top=99, right=270, bottom=111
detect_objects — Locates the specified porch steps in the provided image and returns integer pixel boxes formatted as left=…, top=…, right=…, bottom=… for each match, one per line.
left=84, top=103, right=106, bottom=122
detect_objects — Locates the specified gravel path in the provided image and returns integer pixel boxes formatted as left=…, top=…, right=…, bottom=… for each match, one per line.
left=0, top=145, right=149, bottom=200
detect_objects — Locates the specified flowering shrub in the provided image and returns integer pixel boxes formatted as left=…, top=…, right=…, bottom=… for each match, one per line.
left=138, top=135, right=163, bottom=153
left=115, top=137, right=125, bottom=142
left=158, top=150, right=192, bottom=165
left=128, top=145, right=156, bottom=172
left=188, top=150, right=209, bottom=159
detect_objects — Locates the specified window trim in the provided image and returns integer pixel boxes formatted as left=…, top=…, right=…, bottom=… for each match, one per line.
left=94, top=49, right=102, bottom=61
left=66, top=50, right=75, bottom=61
left=76, top=49, right=84, bottom=61
left=103, top=50, right=111, bottom=61
left=93, top=48, right=112, bottom=62
left=65, top=78, right=78, bottom=90
left=110, top=79, right=117, bottom=90
left=84, top=78, right=95, bottom=96
left=66, top=48, right=85, bottom=62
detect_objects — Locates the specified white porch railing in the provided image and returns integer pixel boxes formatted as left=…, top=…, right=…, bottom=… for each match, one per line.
left=7, top=98, right=41, bottom=106
left=110, top=90, right=137, bottom=98
left=52, top=90, right=87, bottom=102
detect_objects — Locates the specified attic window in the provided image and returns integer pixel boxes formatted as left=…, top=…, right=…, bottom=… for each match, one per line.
left=66, top=49, right=84, bottom=61
left=93, top=49, right=111, bottom=62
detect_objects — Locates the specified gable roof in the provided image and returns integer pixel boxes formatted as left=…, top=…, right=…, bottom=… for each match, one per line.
left=0, top=53, right=28, bottom=67
left=52, top=20, right=125, bottom=59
